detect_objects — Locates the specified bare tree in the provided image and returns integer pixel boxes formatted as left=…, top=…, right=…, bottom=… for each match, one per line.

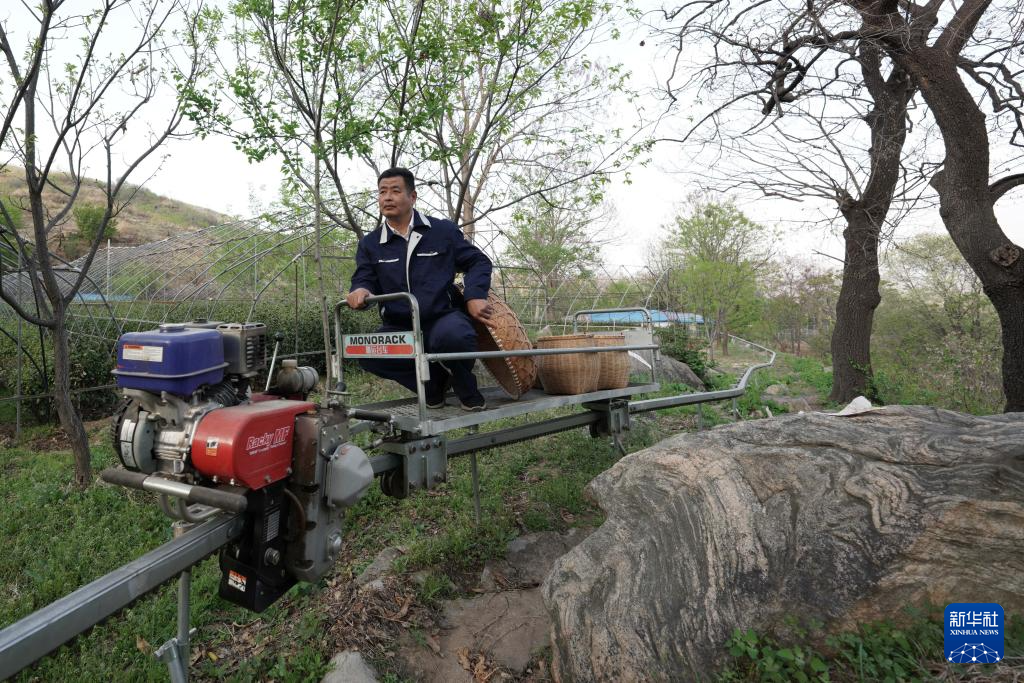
left=760, top=260, right=840, bottom=356
left=667, top=0, right=1024, bottom=411
left=401, top=0, right=648, bottom=242
left=0, top=0, right=216, bottom=485
left=658, top=2, right=932, bottom=402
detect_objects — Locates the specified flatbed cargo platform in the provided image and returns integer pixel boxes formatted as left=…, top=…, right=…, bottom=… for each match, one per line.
left=353, top=381, right=660, bottom=436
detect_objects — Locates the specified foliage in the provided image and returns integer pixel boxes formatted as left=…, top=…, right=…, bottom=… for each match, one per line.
left=406, top=0, right=642, bottom=233
left=0, top=322, right=118, bottom=422
left=72, top=204, right=117, bottom=243
left=720, top=608, right=1024, bottom=683
left=787, top=357, right=833, bottom=399
left=656, top=197, right=774, bottom=358
left=506, top=189, right=606, bottom=279
left=754, top=263, right=839, bottom=358
left=655, top=325, right=711, bottom=380
left=667, top=199, right=775, bottom=266
left=721, top=624, right=829, bottom=682
left=198, top=0, right=644, bottom=242
left=870, top=234, right=1003, bottom=414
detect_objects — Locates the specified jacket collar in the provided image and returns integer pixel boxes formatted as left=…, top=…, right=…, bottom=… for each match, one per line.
left=379, top=210, right=432, bottom=244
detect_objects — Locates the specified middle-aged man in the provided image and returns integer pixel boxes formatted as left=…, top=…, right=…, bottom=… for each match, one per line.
left=346, top=167, right=494, bottom=411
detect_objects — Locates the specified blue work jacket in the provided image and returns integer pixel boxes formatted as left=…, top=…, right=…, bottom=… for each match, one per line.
left=350, top=210, right=492, bottom=324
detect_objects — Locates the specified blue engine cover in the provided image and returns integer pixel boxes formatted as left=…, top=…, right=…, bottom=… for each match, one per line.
left=113, top=324, right=227, bottom=396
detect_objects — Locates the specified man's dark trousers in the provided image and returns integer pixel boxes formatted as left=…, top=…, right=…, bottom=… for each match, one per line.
left=358, top=310, right=480, bottom=400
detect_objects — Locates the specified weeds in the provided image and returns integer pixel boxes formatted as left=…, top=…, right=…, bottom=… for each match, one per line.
left=719, top=608, right=1023, bottom=682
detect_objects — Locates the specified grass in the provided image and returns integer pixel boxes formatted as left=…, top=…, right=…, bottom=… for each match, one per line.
left=0, top=444, right=261, bottom=681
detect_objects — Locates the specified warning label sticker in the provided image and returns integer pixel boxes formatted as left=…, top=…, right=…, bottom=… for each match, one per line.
left=343, top=332, right=416, bottom=358
left=228, top=570, right=247, bottom=592
left=122, top=344, right=164, bottom=363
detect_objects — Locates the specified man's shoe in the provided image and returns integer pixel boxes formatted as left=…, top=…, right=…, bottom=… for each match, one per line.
left=426, top=370, right=451, bottom=409
left=459, top=391, right=487, bottom=412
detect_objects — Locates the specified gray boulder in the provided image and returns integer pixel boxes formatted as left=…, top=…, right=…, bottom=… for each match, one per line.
left=542, top=406, right=1024, bottom=681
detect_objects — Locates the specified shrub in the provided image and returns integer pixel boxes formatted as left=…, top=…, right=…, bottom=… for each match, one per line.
left=73, top=204, right=117, bottom=242
left=655, top=325, right=711, bottom=379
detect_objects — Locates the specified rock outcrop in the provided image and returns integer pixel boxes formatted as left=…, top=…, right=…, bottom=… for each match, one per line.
left=542, top=406, right=1024, bottom=681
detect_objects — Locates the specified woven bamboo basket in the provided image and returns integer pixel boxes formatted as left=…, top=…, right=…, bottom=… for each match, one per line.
left=593, top=333, right=630, bottom=389
left=463, top=289, right=537, bottom=399
left=536, top=334, right=599, bottom=395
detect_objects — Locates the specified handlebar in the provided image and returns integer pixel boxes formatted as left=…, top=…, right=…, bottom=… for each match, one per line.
left=335, top=292, right=429, bottom=422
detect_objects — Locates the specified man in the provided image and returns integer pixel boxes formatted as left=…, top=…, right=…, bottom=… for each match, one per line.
left=347, top=167, right=494, bottom=410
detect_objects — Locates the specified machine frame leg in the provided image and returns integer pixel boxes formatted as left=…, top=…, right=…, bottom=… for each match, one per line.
left=156, top=520, right=198, bottom=683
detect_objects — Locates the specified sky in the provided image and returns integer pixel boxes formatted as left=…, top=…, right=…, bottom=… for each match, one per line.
left=7, top=0, right=1023, bottom=272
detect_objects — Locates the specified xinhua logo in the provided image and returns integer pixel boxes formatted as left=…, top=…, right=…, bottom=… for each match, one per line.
left=944, top=603, right=1004, bottom=664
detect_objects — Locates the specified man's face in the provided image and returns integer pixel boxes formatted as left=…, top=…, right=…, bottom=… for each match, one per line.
left=378, top=176, right=415, bottom=222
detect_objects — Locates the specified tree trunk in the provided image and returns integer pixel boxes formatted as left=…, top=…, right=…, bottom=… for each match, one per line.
left=900, top=45, right=1024, bottom=412
left=461, top=195, right=476, bottom=243
left=828, top=46, right=911, bottom=405
left=311, top=155, right=333, bottom=398
left=829, top=214, right=881, bottom=403
left=49, top=310, right=91, bottom=487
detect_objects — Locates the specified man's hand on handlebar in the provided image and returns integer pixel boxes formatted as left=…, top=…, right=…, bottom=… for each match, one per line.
left=347, top=288, right=372, bottom=309
left=467, top=298, right=496, bottom=328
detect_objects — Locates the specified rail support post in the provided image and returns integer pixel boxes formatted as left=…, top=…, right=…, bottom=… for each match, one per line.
left=156, top=520, right=198, bottom=683
left=470, top=451, right=482, bottom=525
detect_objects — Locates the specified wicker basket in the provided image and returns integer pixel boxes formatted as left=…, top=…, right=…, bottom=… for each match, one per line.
left=463, top=289, right=537, bottom=399
left=593, top=333, right=630, bottom=389
left=536, top=334, right=599, bottom=395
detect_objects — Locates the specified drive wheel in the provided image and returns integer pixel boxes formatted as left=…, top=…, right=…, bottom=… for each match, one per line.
left=379, top=468, right=407, bottom=499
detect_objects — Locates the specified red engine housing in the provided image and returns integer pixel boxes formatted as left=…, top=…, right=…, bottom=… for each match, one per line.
left=191, top=400, right=315, bottom=489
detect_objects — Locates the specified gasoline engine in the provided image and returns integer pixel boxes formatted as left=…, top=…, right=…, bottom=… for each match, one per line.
left=106, top=322, right=373, bottom=612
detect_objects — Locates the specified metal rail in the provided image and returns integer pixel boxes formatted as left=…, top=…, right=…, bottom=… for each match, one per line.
left=0, top=514, right=243, bottom=680
left=629, top=335, right=776, bottom=414
left=447, top=412, right=601, bottom=455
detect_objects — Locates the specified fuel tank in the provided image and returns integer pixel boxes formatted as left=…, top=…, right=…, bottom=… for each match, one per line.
left=191, top=400, right=315, bottom=489
left=112, top=324, right=226, bottom=396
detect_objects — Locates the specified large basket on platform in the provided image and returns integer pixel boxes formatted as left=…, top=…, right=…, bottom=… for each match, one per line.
left=593, top=333, right=630, bottom=389
left=536, top=334, right=599, bottom=395
left=465, top=289, right=537, bottom=399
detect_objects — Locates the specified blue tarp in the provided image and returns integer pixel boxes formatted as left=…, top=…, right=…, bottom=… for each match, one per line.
left=580, top=310, right=704, bottom=325
left=74, top=293, right=134, bottom=302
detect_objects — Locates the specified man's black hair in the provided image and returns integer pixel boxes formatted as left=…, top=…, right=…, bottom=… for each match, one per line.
left=377, top=167, right=415, bottom=193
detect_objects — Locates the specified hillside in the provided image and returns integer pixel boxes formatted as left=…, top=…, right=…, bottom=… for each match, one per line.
left=0, top=167, right=228, bottom=255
